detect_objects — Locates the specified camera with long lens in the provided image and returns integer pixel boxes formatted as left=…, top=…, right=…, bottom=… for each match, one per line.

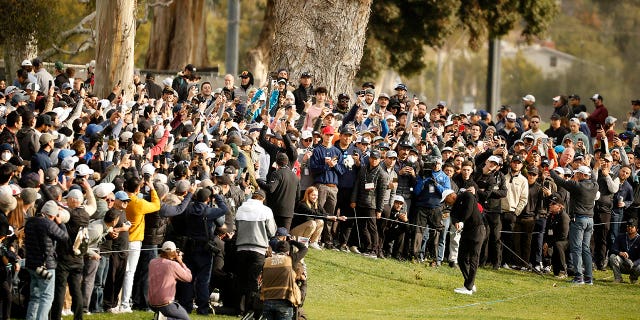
left=36, top=266, right=53, bottom=280
left=421, top=156, right=438, bottom=177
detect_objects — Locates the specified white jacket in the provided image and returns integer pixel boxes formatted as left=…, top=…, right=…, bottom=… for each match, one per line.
left=501, top=172, right=529, bottom=216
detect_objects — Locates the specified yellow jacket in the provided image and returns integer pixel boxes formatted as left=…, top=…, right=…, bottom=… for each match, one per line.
left=126, top=190, right=161, bottom=242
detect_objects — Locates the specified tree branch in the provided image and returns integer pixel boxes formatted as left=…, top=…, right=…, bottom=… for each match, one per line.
left=38, top=11, right=96, bottom=60
left=137, top=0, right=174, bottom=26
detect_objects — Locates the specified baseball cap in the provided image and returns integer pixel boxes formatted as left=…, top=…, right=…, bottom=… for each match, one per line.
left=605, top=116, right=617, bottom=125
left=65, top=189, right=84, bottom=202
left=393, top=195, right=405, bottom=203
left=21, top=59, right=32, bottom=67
left=591, top=93, right=603, bottom=101
left=300, top=72, right=313, bottom=78
left=41, top=200, right=59, bottom=217
left=487, top=155, right=502, bottom=165
left=93, top=183, right=115, bottom=198
left=300, top=130, right=313, bottom=140
left=576, top=165, right=592, bottom=176
left=549, top=193, right=564, bottom=206
left=378, top=92, right=390, bottom=99
left=394, top=83, right=408, bottom=91
left=161, top=241, right=177, bottom=252
left=369, top=150, right=382, bottom=159
left=440, top=189, right=455, bottom=203
left=602, top=153, right=613, bottom=162
left=552, top=96, right=561, bottom=102
left=175, top=180, right=190, bottom=193
left=39, top=133, right=55, bottom=145
left=75, top=164, right=94, bottom=176
left=626, top=218, right=638, bottom=228
left=276, top=227, right=291, bottom=237
left=386, top=150, right=398, bottom=158
left=506, top=112, right=516, bottom=121
left=321, top=126, right=335, bottom=135
left=522, top=94, right=536, bottom=102
left=114, top=191, right=130, bottom=201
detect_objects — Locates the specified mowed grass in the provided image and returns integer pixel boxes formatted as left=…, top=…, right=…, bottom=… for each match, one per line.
left=70, top=249, right=636, bottom=320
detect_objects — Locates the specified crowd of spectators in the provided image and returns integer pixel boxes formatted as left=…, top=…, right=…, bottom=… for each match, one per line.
left=1, top=58, right=640, bottom=319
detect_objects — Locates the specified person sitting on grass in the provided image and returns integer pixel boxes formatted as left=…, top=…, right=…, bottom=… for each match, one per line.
left=291, top=186, right=345, bottom=250
left=609, top=218, right=640, bottom=283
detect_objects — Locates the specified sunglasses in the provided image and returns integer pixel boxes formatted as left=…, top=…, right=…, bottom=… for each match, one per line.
left=106, top=199, right=115, bottom=203
left=303, top=138, right=313, bottom=142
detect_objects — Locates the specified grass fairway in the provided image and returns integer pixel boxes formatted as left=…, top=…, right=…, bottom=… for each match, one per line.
left=67, top=248, right=636, bottom=320
left=303, top=249, right=637, bottom=320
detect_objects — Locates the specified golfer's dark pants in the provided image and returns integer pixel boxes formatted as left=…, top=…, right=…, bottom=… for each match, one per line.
left=592, top=209, right=611, bottom=267
left=337, top=188, right=354, bottom=246
left=501, top=212, right=516, bottom=265
left=513, top=216, right=535, bottom=268
left=236, top=250, right=265, bottom=315
left=357, top=206, right=378, bottom=253
left=177, top=247, right=213, bottom=314
left=552, top=240, right=569, bottom=275
left=411, top=206, right=441, bottom=258
left=51, top=260, right=84, bottom=320
left=484, top=212, right=502, bottom=267
left=458, top=226, right=485, bottom=291
left=103, top=253, right=127, bottom=310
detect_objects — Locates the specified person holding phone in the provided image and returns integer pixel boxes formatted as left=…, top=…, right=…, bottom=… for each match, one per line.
left=148, top=241, right=192, bottom=320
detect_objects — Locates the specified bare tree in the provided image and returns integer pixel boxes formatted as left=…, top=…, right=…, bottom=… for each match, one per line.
left=93, top=0, right=136, bottom=98
left=245, top=0, right=275, bottom=85
left=268, top=0, right=372, bottom=97
left=145, top=0, right=209, bottom=71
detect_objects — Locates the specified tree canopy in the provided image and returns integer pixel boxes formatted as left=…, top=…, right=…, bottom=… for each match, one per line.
left=360, top=0, right=558, bottom=78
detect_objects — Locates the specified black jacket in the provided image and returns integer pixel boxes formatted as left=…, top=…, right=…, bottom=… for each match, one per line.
left=183, top=195, right=228, bottom=242
left=293, top=84, right=314, bottom=115
left=24, top=216, right=69, bottom=270
left=474, top=170, right=507, bottom=213
left=451, top=191, right=484, bottom=240
left=351, top=164, right=389, bottom=212
left=259, top=166, right=300, bottom=219
left=57, top=207, right=90, bottom=266
left=550, top=170, right=598, bottom=218
left=292, top=201, right=328, bottom=228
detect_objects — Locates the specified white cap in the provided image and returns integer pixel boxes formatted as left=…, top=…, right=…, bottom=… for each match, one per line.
left=506, top=112, right=516, bottom=121
left=42, top=200, right=60, bottom=217
left=553, top=167, right=565, bottom=175
left=75, top=164, right=94, bottom=176
left=26, top=82, right=40, bottom=92
left=162, top=77, right=173, bottom=87
left=487, top=155, right=502, bottom=165
left=300, top=130, right=313, bottom=140
left=552, top=96, right=561, bottom=102
left=155, top=173, right=168, bottom=184
left=440, top=189, right=455, bottom=203
left=93, top=183, right=115, bottom=198
left=385, top=114, right=397, bottom=121
left=194, top=142, right=213, bottom=154
left=591, top=93, right=601, bottom=100
left=142, top=163, right=156, bottom=175
left=522, top=94, right=535, bottom=102
left=61, top=156, right=79, bottom=171
left=65, top=189, right=84, bottom=202
left=605, top=116, right=617, bottom=125
left=21, top=59, right=32, bottom=67
left=576, top=165, right=592, bottom=176
left=393, top=195, right=405, bottom=203
left=161, top=241, right=177, bottom=252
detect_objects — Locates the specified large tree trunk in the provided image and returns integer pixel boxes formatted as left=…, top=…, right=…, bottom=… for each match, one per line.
left=245, top=0, right=275, bottom=86
left=269, top=0, right=372, bottom=97
left=3, top=36, right=37, bottom=84
left=94, top=0, right=136, bottom=99
left=145, top=0, right=209, bottom=71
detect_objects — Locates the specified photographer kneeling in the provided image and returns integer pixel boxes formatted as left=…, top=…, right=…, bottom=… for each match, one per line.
left=148, top=241, right=192, bottom=320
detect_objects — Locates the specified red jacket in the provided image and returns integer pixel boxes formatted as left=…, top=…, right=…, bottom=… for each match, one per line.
left=587, top=105, right=608, bottom=137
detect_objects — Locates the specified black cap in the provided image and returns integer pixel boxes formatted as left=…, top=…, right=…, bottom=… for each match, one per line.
left=339, top=127, right=352, bottom=135
left=369, top=150, right=382, bottom=159
left=568, top=94, right=580, bottom=100
left=253, top=189, right=267, bottom=199
left=499, top=105, right=512, bottom=111
left=510, top=155, right=523, bottom=163
left=300, top=72, right=313, bottom=78
left=626, top=218, right=638, bottom=228
left=361, top=82, right=375, bottom=89
left=632, top=100, right=640, bottom=105
left=550, top=114, right=561, bottom=120
left=185, top=64, right=196, bottom=72
left=338, top=93, right=350, bottom=100
left=549, top=193, right=564, bottom=206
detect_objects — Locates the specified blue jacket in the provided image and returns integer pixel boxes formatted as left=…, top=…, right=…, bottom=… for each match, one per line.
left=334, top=142, right=358, bottom=188
left=309, top=144, right=346, bottom=185
left=183, top=195, right=228, bottom=241
left=413, top=169, right=451, bottom=209
left=30, top=149, right=52, bottom=174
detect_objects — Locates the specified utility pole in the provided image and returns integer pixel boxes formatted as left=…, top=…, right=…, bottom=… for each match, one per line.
left=225, top=0, right=240, bottom=76
left=486, top=38, right=501, bottom=115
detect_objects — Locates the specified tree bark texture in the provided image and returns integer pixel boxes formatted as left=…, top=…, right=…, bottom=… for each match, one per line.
left=94, top=0, right=136, bottom=99
left=245, top=0, right=275, bottom=86
left=3, top=36, right=37, bottom=83
left=269, top=0, right=372, bottom=97
left=145, top=0, right=209, bottom=71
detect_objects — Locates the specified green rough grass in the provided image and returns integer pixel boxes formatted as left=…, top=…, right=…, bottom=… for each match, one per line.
left=68, top=249, right=637, bottom=320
